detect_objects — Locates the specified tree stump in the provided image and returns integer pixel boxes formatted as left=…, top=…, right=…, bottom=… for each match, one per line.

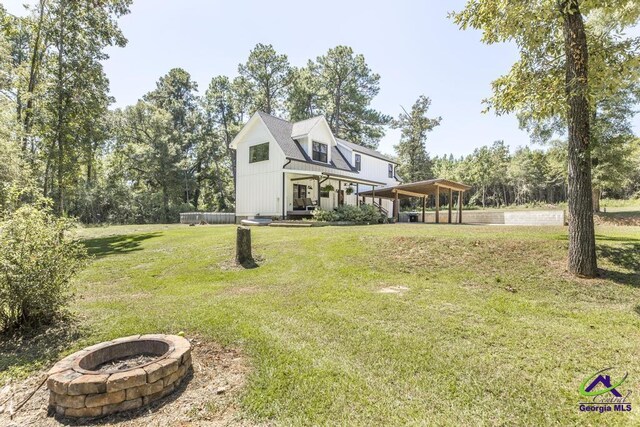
left=235, top=226, right=253, bottom=265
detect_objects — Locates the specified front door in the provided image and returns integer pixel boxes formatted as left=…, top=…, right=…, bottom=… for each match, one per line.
left=338, top=190, right=344, bottom=206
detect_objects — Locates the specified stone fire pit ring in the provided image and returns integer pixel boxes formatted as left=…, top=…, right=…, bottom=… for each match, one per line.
left=47, top=334, right=192, bottom=418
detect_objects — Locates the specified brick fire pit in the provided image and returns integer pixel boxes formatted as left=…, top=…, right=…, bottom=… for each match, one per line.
left=46, top=334, right=192, bottom=418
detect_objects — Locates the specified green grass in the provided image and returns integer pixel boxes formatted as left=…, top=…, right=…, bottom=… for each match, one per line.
left=601, top=198, right=640, bottom=209
left=3, top=222, right=640, bottom=425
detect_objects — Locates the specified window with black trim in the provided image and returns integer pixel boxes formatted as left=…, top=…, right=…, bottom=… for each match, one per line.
left=388, top=163, right=394, bottom=178
left=312, top=141, right=328, bottom=163
left=355, top=154, right=361, bottom=171
left=249, top=142, right=269, bottom=163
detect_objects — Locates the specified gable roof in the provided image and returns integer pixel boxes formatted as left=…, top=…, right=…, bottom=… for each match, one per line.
left=256, top=111, right=397, bottom=171
left=336, top=138, right=398, bottom=164
left=291, top=116, right=323, bottom=138
left=257, top=112, right=355, bottom=172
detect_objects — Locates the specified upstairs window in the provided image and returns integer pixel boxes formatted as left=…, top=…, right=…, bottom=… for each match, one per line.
left=355, top=154, right=362, bottom=171
left=312, top=141, right=328, bottom=163
left=388, top=163, right=394, bottom=178
left=249, top=142, right=269, bottom=163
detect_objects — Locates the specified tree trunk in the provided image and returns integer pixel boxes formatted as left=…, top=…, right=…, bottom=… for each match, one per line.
left=235, top=226, right=253, bottom=265
left=562, top=0, right=597, bottom=277
left=55, top=8, right=66, bottom=216
left=162, top=180, right=169, bottom=223
left=592, top=188, right=601, bottom=213
left=22, top=0, right=47, bottom=152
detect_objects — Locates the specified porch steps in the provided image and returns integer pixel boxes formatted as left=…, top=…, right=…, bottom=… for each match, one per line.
left=241, top=218, right=272, bottom=226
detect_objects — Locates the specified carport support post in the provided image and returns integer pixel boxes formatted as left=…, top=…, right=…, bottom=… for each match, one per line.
left=458, top=191, right=463, bottom=223
left=394, top=190, right=399, bottom=222
left=422, top=196, right=426, bottom=223
left=435, top=186, right=440, bottom=223
left=448, top=188, right=453, bottom=224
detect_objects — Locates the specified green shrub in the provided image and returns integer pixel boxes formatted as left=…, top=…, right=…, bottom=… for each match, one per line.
left=0, top=205, right=88, bottom=332
left=313, top=205, right=385, bottom=223
left=356, top=204, right=386, bottom=223
left=312, top=208, right=339, bottom=222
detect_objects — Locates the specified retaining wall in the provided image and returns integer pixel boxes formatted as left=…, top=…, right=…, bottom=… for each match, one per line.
left=398, top=210, right=565, bottom=226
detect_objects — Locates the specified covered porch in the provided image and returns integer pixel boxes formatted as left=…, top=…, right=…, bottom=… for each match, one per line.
left=282, top=170, right=387, bottom=219
left=357, top=179, right=472, bottom=224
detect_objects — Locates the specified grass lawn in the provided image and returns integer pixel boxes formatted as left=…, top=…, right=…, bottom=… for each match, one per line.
left=3, top=222, right=640, bottom=425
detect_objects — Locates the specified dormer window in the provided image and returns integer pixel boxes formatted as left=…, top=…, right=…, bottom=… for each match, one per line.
left=355, top=154, right=361, bottom=171
left=312, top=141, right=328, bottom=163
left=388, top=163, right=394, bottom=178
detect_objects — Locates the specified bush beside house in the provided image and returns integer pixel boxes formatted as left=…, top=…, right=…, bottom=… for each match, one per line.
left=312, top=205, right=386, bottom=224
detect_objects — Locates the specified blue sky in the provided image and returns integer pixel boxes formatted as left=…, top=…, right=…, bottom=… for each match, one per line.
left=5, top=0, right=639, bottom=157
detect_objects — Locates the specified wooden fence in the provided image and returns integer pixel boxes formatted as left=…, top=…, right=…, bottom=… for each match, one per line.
left=179, top=212, right=235, bottom=225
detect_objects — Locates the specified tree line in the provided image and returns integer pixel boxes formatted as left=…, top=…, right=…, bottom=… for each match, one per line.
left=1, top=2, right=402, bottom=222
left=1, top=1, right=639, bottom=234
left=429, top=140, right=640, bottom=210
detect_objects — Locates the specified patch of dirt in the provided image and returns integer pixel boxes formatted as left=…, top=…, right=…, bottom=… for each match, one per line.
left=0, top=337, right=257, bottom=426
left=377, top=286, right=409, bottom=294
left=219, top=255, right=266, bottom=271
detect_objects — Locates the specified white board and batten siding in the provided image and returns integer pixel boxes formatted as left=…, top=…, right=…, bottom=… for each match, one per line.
left=337, top=145, right=399, bottom=216
left=231, top=112, right=402, bottom=220
left=235, top=118, right=286, bottom=218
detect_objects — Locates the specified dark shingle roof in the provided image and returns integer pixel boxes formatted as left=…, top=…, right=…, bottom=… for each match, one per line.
left=257, top=112, right=355, bottom=172
left=257, top=111, right=396, bottom=171
left=335, top=138, right=397, bottom=164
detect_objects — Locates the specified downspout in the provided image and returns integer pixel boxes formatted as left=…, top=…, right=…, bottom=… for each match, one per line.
left=282, top=159, right=292, bottom=219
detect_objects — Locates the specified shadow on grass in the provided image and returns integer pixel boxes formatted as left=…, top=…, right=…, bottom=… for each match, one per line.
left=238, top=258, right=259, bottom=269
left=0, top=318, right=87, bottom=380
left=598, top=210, right=640, bottom=219
left=597, top=242, right=640, bottom=287
left=595, top=234, right=640, bottom=244
left=83, top=232, right=162, bottom=258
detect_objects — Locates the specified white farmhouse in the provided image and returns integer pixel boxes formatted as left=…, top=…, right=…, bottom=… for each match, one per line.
left=230, top=111, right=400, bottom=221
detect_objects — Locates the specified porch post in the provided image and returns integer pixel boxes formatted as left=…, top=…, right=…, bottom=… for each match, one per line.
left=448, top=188, right=453, bottom=224
left=356, top=183, right=360, bottom=206
left=338, top=180, right=342, bottom=206
left=422, top=196, right=426, bottom=223
left=317, top=176, right=321, bottom=207
left=435, top=186, right=440, bottom=224
left=394, top=190, right=399, bottom=222
left=458, top=191, right=463, bottom=224
left=282, top=172, right=286, bottom=219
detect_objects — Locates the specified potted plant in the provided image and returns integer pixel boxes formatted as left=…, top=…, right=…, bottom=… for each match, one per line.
left=322, top=184, right=335, bottom=192
left=345, top=187, right=354, bottom=195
